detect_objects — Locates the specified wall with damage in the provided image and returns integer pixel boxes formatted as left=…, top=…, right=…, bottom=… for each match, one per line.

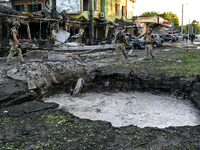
left=106, top=0, right=133, bottom=22
left=56, top=0, right=81, bottom=14
left=93, top=0, right=102, bottom=19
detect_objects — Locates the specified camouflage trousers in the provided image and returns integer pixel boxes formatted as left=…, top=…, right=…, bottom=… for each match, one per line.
left=7, top=42, right=24, bottom=64
left=115, top=43, right=127, bottom=59
left=145, top=44, right=154, bottom=59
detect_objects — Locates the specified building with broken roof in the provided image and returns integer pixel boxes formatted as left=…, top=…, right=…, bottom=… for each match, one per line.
left=60, top=0, right=137, bottom=40
left=134, top=15, right=176, bottom=35
left=0, top=0, right=137, bottom=45
left=0, top=0, right=89, bottom=42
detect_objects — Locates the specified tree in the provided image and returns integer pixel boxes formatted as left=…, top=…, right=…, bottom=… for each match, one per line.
left=141, top=11, right=161, bottom=17
left=162, top=12, right=179, bottom=27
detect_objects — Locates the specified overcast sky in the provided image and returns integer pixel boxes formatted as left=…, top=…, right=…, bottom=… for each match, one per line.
left=133, top=0, right=200, bottom=25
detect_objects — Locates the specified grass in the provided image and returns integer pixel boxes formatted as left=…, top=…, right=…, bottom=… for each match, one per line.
left=122, top=48, right=200, bottom=77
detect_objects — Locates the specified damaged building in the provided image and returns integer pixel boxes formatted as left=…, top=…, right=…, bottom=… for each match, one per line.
left=0, top=0, right=137, bottom=46
left=0, top=0, right=89, bottom=44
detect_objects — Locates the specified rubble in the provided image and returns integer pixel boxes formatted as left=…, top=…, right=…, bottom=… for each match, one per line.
left=73, top=78, right=85, bottom=96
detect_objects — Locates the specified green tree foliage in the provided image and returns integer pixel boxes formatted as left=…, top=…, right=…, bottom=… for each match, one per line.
left=162, top=12, right=179, bottom=27
left=185, top=20, right=200, bottom=34
left=141, top=11, right=161, bottom=17
left=177, top=25, right=188, bottom=34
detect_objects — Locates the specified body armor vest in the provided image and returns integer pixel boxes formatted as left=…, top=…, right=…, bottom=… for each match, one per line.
left=145, top=34, right=153, bottom=43
left=117, top=33, right=125, bottom=43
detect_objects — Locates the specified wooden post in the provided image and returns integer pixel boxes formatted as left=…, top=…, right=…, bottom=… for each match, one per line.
left=46, top=21, right=49, bottom=39
left=89, top=0, right=93, bottom=45
left=27, top=23, right=31, bottom=40
left=40, top=19, right=42, bottom=39
left=5, top=17, right=10, bottom=40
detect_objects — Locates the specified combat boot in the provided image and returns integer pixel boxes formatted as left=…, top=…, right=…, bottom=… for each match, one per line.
left=20, top=60, right=26, bottom=64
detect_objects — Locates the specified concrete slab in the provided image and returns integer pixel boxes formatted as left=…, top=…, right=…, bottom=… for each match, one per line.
left=48, top=53, right=72, bottom=62
left=53, top=45, right=115, bottom=51
left=27, top=80, right=37, bottom=90
left=6, top=74, right=26, bottom=81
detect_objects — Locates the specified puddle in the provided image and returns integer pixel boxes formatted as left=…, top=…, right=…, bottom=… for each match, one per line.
left=44, top=92, right=200, bottom=128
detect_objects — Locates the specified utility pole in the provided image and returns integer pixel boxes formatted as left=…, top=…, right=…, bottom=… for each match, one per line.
left=89, top=0, right=93, bottom=45
left=181, top=4, right=183, bottom=45
left=181, top=3, right=188, bottom=45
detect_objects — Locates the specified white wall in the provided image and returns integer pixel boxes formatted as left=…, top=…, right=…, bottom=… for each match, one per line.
left=0, top=1, right=12, bottom=8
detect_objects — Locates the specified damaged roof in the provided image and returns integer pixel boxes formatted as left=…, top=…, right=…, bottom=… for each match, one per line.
left=114, top=18, right=136, bottom=27
left=0, top=4, right=22, bottom=15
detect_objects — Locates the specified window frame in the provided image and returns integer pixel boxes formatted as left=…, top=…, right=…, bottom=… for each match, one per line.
left=94, top=0, right=98, bottom=11
left=82, top=0, right=89, bottom=12
left=115, top=3, right=120, bottom=16
left=122, top=5, right=126, bottom=17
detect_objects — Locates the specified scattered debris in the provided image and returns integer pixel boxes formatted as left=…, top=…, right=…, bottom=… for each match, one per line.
left=73, top=78, right=85, bottom=96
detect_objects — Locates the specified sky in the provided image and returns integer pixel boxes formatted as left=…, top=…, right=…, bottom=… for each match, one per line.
left=133, top=0, right=200, bottom=25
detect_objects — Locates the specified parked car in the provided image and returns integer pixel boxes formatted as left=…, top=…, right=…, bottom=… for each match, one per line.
left=152, top=34, right=163, bottom=47
left=162, top=34, right=176, bottom=42
left=137, top=33, right=163, bottom=48
left=128, top=36, right=145, bottom=49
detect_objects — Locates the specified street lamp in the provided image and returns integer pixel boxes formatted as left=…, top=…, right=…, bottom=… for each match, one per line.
left=181, top=3, right=188, bottom=45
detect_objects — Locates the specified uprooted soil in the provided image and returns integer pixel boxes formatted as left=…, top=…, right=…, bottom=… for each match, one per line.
left=1, top=43, right=200, bottom=149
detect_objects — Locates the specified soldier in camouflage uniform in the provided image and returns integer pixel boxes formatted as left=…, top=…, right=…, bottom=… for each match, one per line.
left=143, top=28, right=156, bottom=59
left=113, top=27, right=128, bottom=60
left=7, top=21, right=25, bottom=65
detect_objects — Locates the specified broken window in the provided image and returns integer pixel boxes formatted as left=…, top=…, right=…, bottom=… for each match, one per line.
left=122, top=6, right=126, bottom=17
left=115, top=3, right=120, bottom=16
left=28, top=4, right=42, bottom=12
left=94, top=0, right=98, bottom=11
left=83, top=0, right=89, bottom=11
left=15, top=5, right=25, bottom=12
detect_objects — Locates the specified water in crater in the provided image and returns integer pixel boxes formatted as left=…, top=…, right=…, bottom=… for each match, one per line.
left=43, top=92, right=200, bottom=128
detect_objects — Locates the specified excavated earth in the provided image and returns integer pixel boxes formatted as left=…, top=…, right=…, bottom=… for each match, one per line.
left=1, top=43, right=200, bottom=149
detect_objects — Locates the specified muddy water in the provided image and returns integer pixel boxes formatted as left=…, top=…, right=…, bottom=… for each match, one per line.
left=44, top=92, right=200, bottom=128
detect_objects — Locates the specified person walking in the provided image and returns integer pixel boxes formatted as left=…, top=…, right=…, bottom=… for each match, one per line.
left=113, top=27, right=128, bottom=60
left=143, top=28, right=156, bottom=59
left=7, top=21, right=25, bottom=65
left=191, top=34, right=195, bottom=44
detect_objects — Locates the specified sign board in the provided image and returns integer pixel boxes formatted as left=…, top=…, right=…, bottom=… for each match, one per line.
left=163, top=21, right=169, bottom=24
left=56, top=0, right=81, bottom=14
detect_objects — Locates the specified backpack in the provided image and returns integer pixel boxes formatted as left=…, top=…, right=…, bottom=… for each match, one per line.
left=7, top=28, right=14, bottom=40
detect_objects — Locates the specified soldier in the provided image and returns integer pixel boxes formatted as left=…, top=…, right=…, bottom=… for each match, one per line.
left=143, top=28, right=156, bottom=59
left=7, top=21, right=25, bottom=65
left=113, top=27, right=128, bottom=60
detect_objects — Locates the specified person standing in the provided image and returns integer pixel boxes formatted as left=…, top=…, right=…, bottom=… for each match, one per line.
left=113, top=27, right=128, bottom=60
left=143, top=28, right=156, bottom=59
left=191, top=34, right=195, bottom=44
left=7, top=21, right=25, bottom=65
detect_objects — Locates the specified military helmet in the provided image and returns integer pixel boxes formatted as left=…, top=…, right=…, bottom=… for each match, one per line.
left=147, top=28, right=152, bottom=32
left=13, top=21, right=20, bottom=27
left=118, top=27, right=123, bottom=30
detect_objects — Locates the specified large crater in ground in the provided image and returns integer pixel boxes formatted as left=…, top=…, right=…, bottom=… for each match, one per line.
left=44, top=92, right=200, bottom=128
